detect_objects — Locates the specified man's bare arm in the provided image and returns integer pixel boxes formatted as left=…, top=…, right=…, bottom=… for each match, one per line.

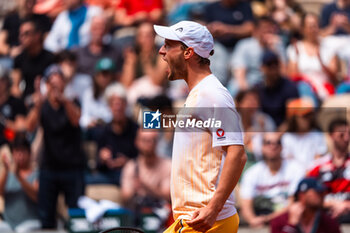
left=187, top=145, right=247, bottom=231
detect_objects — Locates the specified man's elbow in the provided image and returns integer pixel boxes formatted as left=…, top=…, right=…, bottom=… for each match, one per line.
left=237, top=145, right=247, bottom=167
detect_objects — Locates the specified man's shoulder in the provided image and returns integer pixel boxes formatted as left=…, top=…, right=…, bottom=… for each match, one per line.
left=322, top=2, right=338, bottom=13
left=270, top=211, right=289, bottom=226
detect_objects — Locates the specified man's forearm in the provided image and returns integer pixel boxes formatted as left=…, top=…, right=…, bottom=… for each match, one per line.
left=208, top=145, right=246, bottom=212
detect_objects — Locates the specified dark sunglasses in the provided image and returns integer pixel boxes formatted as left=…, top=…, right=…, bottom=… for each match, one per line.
left=263, top=140, right=281, bottom=146
left=20, top=30, right=35, bottom=37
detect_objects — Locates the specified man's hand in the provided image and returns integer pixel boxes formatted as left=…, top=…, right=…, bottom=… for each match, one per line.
left=288, top=202, right=304, bottom=225
left=99, top=148, right=113, bottom=164
left=249, top=216, right=266, bottom=228
left=329, top=201, right=350, bottom=218
left=186, top=205, right=220, bottom=232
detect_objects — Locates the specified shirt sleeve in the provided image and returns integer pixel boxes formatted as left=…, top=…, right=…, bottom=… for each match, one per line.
left=2, top=14, right=11, bottom=31
left=242, top=2, right=254, bottom=22
left=44, top=12, right=65, bottom=52
left=320, top=4, right=331, bottom=28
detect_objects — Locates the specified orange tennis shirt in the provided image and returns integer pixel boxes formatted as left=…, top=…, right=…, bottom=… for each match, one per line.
left=171, top=74, right=244, bottom=221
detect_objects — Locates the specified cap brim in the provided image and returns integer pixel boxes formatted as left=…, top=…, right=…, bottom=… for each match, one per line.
left=154, top=25, right=181, bottom=41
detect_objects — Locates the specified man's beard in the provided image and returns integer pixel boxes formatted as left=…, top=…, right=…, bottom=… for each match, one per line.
left=168, top=56, right=188, bottom=81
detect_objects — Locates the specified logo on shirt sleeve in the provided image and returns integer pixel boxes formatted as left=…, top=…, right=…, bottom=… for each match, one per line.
left=216, top=128, right=226, bottom=140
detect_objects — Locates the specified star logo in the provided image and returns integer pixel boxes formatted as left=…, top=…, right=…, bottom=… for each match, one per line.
left=151, top=109, right=161, bottom=122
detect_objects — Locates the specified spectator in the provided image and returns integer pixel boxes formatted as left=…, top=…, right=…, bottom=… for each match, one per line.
left=267, top=0, right=304, bottom=44
left=57, top=50, right=92, bottom=103
left=0, top=65, right=27, bottom=146
left=0, top=134, right=40, bottom=232
left=44, top=0, right=102, bottom=52
left=114, top=0, right=163, bottom=27
left=122, top=22, right=167, bottom=106
left=203, top=0, right=254, bottom=51
left=74, top=15, right=123, bottom=77
left=287, top=13, right=338, bottom=101
left=320, top=0, right=350, bottom=36
left=308, top=119, right=350, bottom=223
left=229, top=16, right=286, bottom=96
left=235, top=88, right=276, bottom=161
left=121, top=22, right=166, bottom=88
left=0, top=0, right=51, bottom=60
left=121, top=130, right=171, bottom=208
left=201, top=0, right=254, bottom=84
left=255, top=50, right=299, bottom=127
left=240, top=132, right=304, bottom=228
left=79, top=58, right=115, bottom=130
left=87, top=83, right=138, bottom=186
left=12, top=19, right=55, bottom=101
left=282, top=98, right=327, bottom=170
left=270, top=177, right=341, bottom=233
left=27, top=64, right=84, bottom=228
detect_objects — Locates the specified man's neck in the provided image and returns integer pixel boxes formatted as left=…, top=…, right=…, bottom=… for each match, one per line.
left=139, top=154, right=158, bottom=168
left=332, top=149, right=348, bottom=167
left=111, top=118, right=126, bottom=134
left=267, top=159, right=282, bottom=175
left=185, top=64, right=212, bottom=91
left=27, top=44, right=42, bottom=57
left=89, top=41, right=103, bottom=55
left=300, top=208, right=318, bottom=230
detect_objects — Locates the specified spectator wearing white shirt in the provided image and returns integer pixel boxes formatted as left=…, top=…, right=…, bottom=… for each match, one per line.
left=240, top=132, right=304, bottom=228
left=282, top=98, right=328, bottom=170
left=44, top=0, right=102, bottom=52
left=79, top=58, right=114, bottom=130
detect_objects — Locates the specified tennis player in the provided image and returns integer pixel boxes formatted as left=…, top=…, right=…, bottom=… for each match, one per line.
left=154, top=21, right=247, bottom=232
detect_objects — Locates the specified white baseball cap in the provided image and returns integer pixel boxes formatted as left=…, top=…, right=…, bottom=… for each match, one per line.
left=154, top=21, right=214, bottom=59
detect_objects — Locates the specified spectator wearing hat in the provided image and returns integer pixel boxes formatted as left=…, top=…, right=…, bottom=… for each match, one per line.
left=0, top=133, right=41, bottom=232
left=79, top=57, right=115, bottom=131
left=307, top=119, right=350, bottom=223
left=228, top=17, right=286, bottom=96
left=74, top=15, right=123, bottom=78
left=281, top=98, right=327, bottom=171
left=0, top=65, right=27, bottom=146
left=44, top=0, right=102, bottom=52
left=270, top=177, right=341, bottom=233
left=240, top=132, right=304, bottom=228
left=255, top=50, right=299, bottom=127
left=12, top=19, right=55, bottom=101
left=27, top=64, right=84, bottom=229
left=86, top=82, right=138, bottom=186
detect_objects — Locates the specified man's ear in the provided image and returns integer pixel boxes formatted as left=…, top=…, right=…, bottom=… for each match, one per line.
left=184, top=47, right=194, bottom=60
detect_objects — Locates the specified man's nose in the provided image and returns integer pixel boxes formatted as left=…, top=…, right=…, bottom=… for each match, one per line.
left=159, top=45, right=166, bottom=55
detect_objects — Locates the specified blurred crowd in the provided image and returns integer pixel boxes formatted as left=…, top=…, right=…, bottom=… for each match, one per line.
left=0, top=0, right=349, bottom=232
